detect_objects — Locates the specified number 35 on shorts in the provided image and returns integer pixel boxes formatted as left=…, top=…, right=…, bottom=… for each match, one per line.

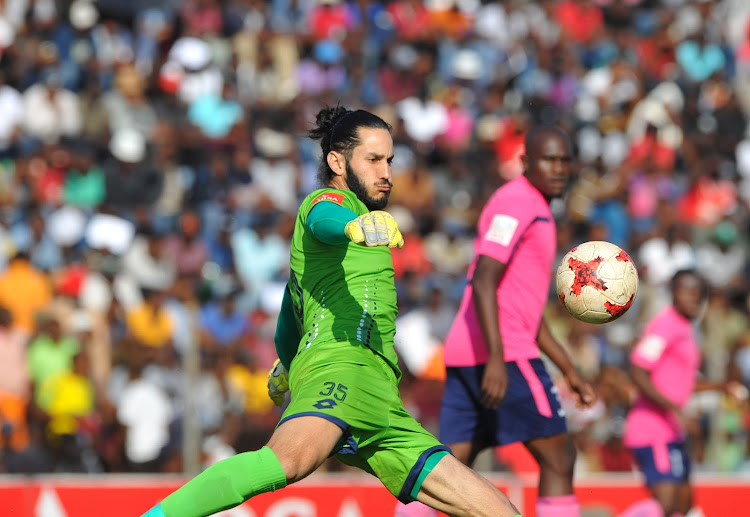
left=320, top=381, right=348, bottom=401
left=314, top=382, right=348, bottom=409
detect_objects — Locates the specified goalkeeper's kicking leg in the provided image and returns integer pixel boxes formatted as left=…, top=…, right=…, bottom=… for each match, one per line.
left=141, top=416, right=343, bottom=517
left=140, top=414, right=521, bottom=517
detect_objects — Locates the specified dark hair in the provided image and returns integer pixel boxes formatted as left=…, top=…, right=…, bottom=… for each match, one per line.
left=524, top=124, right=570, bottom=157
left=670, top=269, right=707, bottom=294
left=308, top=105, right=392, bottom=185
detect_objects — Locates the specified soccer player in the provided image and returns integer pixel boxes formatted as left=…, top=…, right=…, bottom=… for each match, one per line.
left=139, top=106, right=521, bottom=517
left=618, top=270, right=720, bottom=517
left=396, top=125, right=596, bottom=517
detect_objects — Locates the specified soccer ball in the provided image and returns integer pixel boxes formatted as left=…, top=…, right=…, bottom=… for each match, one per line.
left=556, top=240, right=639, bottom=324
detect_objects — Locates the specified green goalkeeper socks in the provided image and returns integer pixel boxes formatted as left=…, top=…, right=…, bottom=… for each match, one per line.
left=157, top=446, right=287, bottom=517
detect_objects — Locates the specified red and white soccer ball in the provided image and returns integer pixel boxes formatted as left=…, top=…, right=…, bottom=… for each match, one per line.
left=556, top=240, right=639, bottom=324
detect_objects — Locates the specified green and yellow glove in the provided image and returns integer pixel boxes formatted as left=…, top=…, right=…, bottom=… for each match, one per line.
left=344, top=210, right=404, bottom=248
left=267, top=358, right=289, bottom=407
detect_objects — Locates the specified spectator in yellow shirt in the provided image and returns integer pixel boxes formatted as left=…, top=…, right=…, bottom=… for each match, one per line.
left=126, top=288, right=174, bottom=349
left=37, top=351, right=95, bottom=437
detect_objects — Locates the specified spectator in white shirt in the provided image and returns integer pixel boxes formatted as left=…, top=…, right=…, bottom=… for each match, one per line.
left=22, top=71, right=81, bottom=145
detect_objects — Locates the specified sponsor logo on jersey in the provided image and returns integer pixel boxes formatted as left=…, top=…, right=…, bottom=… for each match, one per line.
left=313, top=399, right=338, bottom=410
left=313, top=192, right=345, bottom=206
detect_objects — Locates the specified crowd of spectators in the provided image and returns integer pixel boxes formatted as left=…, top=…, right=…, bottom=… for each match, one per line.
left=0, top=0, right=749, bottom=479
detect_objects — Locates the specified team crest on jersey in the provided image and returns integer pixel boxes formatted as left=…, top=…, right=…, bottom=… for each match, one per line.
left=635, top=335, right=666, bottom=362
left=313, top=192, right=344, bottom=206
left=485, top=214, right=518, bottom=246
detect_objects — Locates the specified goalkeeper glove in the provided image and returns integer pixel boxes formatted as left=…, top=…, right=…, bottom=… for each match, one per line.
left=267, top=358, right=289, bottom=407
left=344, top=210, right=404, bottom=248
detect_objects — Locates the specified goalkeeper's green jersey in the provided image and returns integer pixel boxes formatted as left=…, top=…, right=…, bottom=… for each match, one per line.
left=284, top=187, right=400, bottom=378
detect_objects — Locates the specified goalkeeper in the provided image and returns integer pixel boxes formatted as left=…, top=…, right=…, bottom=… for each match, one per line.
left=140, top=106, right=521, bottom=517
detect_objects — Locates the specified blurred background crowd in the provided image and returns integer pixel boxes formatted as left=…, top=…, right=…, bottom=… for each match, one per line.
left=0, top=0, right=749, bottom=480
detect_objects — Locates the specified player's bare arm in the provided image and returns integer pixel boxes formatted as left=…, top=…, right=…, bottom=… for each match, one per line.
left=629, top=363, right=681, bottom=413
left=471, top=254, right=508, bottom=409
left=537, top=318, right=596, bottom=408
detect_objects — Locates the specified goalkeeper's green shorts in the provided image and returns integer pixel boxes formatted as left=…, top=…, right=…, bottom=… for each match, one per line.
left=279, top=341, right=450, bottom=502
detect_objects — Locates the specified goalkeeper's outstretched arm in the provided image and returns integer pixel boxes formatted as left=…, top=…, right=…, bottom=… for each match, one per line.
left=306, top=200, right=403, bottom=248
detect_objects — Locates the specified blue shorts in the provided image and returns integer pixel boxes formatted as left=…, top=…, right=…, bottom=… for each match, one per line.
left=439, top=358, right=568, bottom=446
left=630, top=441, right=691, bottom=486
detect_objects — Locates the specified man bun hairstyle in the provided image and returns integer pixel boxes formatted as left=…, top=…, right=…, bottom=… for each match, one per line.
left=308, top=105, right=392, bottom=185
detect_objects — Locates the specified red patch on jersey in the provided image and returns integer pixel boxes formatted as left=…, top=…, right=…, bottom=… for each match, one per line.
left=312, top=192, right=344, bottom=206
left=566, top=256, right=606, bottom=296
left=605, top=294, right=635, bottom=321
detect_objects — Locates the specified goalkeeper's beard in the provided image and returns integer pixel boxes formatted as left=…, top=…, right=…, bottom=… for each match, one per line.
left=346, top=161, right=390, bottom=211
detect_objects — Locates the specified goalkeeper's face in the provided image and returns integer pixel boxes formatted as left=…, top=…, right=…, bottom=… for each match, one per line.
left=344, top=128, right=394, bottom=211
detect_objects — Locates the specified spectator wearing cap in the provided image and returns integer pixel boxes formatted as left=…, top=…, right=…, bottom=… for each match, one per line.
left=51, top=0, right=100, bottom=91
left=102, top=128, right=163, bottom=213
left=166, top=36, right=223, bottom=105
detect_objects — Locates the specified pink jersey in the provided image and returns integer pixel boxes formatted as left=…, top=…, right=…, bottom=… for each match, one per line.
left=623, top=306, right=701, bottom=448
left=443, top=175, right=556, bottom=366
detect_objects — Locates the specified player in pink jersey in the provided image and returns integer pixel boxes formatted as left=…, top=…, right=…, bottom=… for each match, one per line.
left=395, top=126, right=596, bottom=517
left=618, top=270, right=732, bottom=517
